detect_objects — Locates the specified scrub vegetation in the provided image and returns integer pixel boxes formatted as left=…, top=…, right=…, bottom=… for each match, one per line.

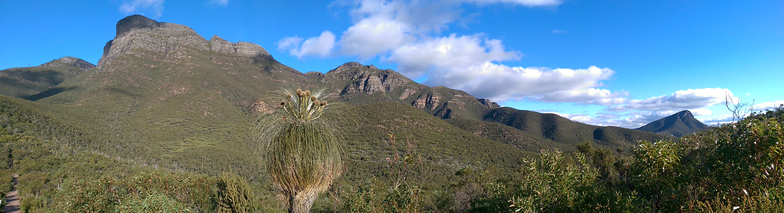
left=2, top=89, right=783, bottom=212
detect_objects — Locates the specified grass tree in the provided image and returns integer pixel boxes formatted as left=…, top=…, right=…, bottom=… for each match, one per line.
left=256, top=89, right=343, bottom=213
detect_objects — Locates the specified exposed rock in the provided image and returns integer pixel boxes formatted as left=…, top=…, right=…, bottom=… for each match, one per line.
left=98, top=15, right=271, bottom=70
left=412, top=92, right=441, bottom=110
left=329, top=62, right=368, bottom=73
left=249, top=99, right=274, bottom=114
left=478, top=98, right=500, bottom=109
left=209, top=36, right=269, bottom=58
left=333, top=62, right=409, bottom=95
left=399, top=88, right=417, bottom=100
left=41, top=57, right=96, bottom=71
left=434, top=104, right=454, bottom=119
left=116, top=15, right=160, bottom=37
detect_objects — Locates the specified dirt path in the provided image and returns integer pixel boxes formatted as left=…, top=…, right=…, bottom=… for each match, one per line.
left=3, top=174, right=19, bottom=213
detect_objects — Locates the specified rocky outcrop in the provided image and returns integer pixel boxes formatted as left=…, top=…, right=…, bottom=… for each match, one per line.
left=41, top=57, right=96, bottom=71
left=478, top=98, right=500, bottom=109
left=209, top=36, right=269, bottom=58
left=399, top=88, right=417, bottom=100
left=249, top=99, right=274, bottom=115
left=413, top=92, right=441, bottom=110
left=98, top=15, right=271, bottom=70
left=331, top=62, right=408, bottom=95
left=329, top=62, right=376, bottom=73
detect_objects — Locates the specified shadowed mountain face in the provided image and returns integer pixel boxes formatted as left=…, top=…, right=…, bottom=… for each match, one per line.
left=0, top=15, right=667, bottom=182
left=636, top=110, right=709, bottom=137
left=0, top=57, right=94, bottom=100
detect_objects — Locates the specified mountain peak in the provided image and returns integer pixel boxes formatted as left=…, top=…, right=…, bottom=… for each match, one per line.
left=116, top=14, right=160, bottom=37
left=328, top=62, right=377, bottom=73
left=676, top=110, right=694, bottom=118
left=637, top=110, right=708, bottom=137
left=41, top=57, right=95, bottom=71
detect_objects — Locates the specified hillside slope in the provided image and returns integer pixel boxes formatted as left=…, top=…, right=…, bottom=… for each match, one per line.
left=482, top=107, right=669, bottom=151
left=0, top=57, right=94, bottom=100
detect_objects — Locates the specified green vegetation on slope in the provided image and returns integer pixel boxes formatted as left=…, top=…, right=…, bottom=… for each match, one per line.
left=0, top=57, right=93, bottom=100
left=483, top=107, right=669, bottom=151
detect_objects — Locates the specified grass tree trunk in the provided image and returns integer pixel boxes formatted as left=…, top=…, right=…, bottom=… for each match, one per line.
left=289, top=190, right=319, bottom=213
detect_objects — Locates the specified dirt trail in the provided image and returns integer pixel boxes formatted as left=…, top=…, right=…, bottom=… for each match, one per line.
left=3, top=174, right=19, bottom=213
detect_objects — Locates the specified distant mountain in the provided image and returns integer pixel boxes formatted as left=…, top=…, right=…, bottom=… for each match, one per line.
left=480, top=107, right=668, bottom=151
left=0, top=57, right=94, bottom=100
left=636, top=110, right=708, bottom=137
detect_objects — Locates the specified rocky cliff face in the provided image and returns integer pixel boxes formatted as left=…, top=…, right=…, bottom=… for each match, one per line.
left=328, top=62, right=410, bottom=95
left=413, top=92, right=441, bottom=110
left=209, top=36, right=269, bottom=58
left=98, top=15, right=270, bottom=70
left=478, top=98, right=500, bottom=109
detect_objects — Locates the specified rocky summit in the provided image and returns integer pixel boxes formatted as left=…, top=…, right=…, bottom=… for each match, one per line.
left=99, top=15, right=269, bottom=70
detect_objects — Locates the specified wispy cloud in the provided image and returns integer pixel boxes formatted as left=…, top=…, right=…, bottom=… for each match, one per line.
left=552, top=29, right=567, bottom=34
left=209, top=0, right=229, bottom=6
left=609, top=88, right=735, bottom=112
left=120, top=0, right=165, bottom=18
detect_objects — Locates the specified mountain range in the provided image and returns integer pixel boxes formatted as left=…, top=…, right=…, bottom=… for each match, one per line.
left=0, top=15, right=675, bottom=183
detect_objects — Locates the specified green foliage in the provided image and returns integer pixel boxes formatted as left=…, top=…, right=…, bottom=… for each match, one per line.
left=508, top=150, right=597, bottom=212
left=217, top=171, right=258, bottom=213
left=630, top=140, right=684, bottom=210
left=334, top=135, right=426, bottom=213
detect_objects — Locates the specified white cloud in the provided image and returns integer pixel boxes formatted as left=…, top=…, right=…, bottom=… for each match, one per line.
left=277, top=36, right=304, bottom=52
left=209, top=0, right=228, bottom=6
left=388, top=34, right=520, bottom=77
left=610, top=88, right=735, bottom=111
left=701, top=114, right=735, bottom=126
left=281, top=0, right=560, bottom=59
left=120, top=0, right=164, bottom=18
left=406, top=60, right=625, bottom=104
left=277, top=31, right=336, bottom=59
left=339, top=17, right=414, bottom=59
left=753, top=100, right=784, bottom=111
left=690, top=108, right=712, bottom=116
left=280, top=0, right=627, bottom=105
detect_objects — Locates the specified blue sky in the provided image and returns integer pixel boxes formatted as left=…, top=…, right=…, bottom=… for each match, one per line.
left=1, top=0, right=782, bottom=128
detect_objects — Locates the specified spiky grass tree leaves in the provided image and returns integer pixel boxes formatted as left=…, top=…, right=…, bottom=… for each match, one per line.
left=257, top=89, right=342, bottom=213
